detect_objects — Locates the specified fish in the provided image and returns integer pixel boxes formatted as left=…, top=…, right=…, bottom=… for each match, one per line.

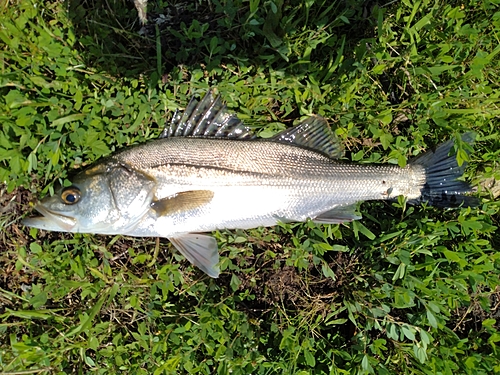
left=22, top=90, right=478, bottom=278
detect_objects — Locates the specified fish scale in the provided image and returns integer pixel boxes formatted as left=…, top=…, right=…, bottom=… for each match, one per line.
left=118, top=138, right=421, bottom=204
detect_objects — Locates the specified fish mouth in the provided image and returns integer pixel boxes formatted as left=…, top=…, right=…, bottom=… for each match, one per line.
left=22, top=205, right=77, bottom=232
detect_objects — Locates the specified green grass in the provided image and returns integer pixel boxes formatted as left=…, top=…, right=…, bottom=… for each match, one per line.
left=1, top=0, right=500, bottom=373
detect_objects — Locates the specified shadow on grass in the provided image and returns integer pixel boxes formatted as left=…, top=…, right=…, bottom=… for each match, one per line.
left=65, top=0, right=378, bottom=83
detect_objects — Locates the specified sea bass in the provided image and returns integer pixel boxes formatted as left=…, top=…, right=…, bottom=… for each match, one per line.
left=23, top=91, right=477, bottom=278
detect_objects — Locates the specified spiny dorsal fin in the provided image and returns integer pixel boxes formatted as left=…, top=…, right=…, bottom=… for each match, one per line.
left=271, top=116, right=344, bottom=159
left=160, top=90, right=255, bottom=140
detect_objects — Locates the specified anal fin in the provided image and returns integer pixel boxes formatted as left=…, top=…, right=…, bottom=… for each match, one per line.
left=313, top=204, right=362, bottom=224
left=169, top=233, right=220, bottom=278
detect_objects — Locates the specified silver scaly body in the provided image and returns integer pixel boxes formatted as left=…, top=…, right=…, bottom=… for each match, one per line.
left=118, top=137, right=424, bottom=235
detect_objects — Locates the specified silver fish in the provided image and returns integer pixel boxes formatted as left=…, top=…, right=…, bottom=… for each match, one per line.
left=22, top=91, right=477, bottom=278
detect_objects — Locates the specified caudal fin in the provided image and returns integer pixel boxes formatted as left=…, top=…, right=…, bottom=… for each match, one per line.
left=410, top=133, right=479, bottom=208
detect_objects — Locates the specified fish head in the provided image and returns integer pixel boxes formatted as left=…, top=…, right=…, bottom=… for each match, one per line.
left=23, top=160, right=157, bottom=234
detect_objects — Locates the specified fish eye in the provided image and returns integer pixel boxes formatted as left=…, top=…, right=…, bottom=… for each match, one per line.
left=61, top=187, right=81, bottom=205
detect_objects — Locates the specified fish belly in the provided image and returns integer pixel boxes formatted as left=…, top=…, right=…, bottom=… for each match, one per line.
left=130, top=173, right=401, bottom=238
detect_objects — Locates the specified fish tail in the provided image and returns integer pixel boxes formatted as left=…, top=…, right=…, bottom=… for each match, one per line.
left=410, top=133, right=479, bottom=208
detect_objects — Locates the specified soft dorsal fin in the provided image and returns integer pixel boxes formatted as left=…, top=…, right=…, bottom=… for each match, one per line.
left=272, top=116, right=344, bottom=159
left=160, top=90, right=255, bottom=140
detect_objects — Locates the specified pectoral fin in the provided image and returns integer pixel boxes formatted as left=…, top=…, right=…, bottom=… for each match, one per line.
left=313, top=204, right=362, bottom=224
left=151, top=190, right=214, bottom=216
left=169, top=233, right=220, bottom=278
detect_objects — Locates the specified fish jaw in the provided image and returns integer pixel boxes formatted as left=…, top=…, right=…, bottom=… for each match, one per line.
left=22, top=204, right=77, bottom=232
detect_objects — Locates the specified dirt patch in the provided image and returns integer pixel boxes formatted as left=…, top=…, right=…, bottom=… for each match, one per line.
left=0, top=185, right=35, bottom=310
left=452, top=285, right=500, bottom=335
